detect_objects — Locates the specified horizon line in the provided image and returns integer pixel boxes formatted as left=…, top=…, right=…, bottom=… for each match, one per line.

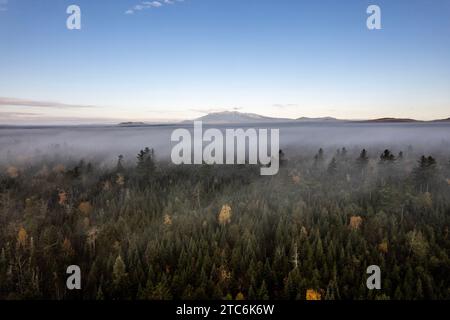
left=1, top=114, right=449, bottom=127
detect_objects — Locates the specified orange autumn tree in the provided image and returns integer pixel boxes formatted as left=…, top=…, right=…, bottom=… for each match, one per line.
left=219, top=265, right=231, bottom=282
left=79, top=201, right=93, bottom=215
left=378, top=241, right=388, bottom=254
left=17, top=227, right=28, bottom=247
left=349, top=216, right=363, bottom=230
left=218, top=204, right=232, bottom=225
left=116, top=173, right=125, bottom=186
left=306, top=289, right=322, bottom=300
left=164, top=214, right=172, bottom=226
left=7, top=166, right=19, bottom=178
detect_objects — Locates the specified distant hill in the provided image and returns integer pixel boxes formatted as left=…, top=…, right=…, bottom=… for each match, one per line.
left=186, top=111, right=291, bottom=124
left=297, top=116, right=341, bottom=122
left=362, top=118, right=420, bottom=123
left=187, top=111, right=346, bottom=124
left=116, top=113, right=450, bottom=126
left=431, top=117, right=450, bottom=122
left=118, top=122, right=147, bottom=126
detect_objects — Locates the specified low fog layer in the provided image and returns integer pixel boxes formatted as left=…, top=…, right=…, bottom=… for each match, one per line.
left=0, top=122, right=449, bottom=166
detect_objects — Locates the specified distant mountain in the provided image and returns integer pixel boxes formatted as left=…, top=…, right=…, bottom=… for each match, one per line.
left=118, top=122, right=147, bottom=126
left=363, top=118, right=420, bottom=123
left=116, top=113, right=450, bottom=126
left=186, top=111, right=291, bottom=124
left=297, top=116, right=341, bottom=122
left=187, top=111, right=347, bottom=124
left=431, top=117, right=450, bottom=122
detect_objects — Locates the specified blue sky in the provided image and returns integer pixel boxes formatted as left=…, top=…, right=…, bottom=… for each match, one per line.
left=1, top=0, right=450, bottom=123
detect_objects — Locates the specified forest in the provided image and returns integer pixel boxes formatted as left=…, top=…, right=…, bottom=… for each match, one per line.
left=0, top=145, right=449, bottom=300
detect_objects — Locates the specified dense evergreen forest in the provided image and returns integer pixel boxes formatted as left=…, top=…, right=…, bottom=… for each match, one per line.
left=0, top=146, right=449, bottom=300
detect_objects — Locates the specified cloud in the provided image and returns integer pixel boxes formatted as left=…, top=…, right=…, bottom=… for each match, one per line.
left=273, top=103, right=299, bottom=109
left=0, top=97, right=100, bottom=109
left=0, top=109, right=128, bottom=125
left=125, top=0, right=184, bottom=15
left=0, top=111, right=40, bottom=118
left=189, top=107, right=243, bottom=114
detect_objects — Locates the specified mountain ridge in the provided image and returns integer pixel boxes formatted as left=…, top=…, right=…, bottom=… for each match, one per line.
left=185, top=112, right=450, bottom=124
left=182, top=111, right=291, bottom=124
left=117, top=112, right=450, bottom=126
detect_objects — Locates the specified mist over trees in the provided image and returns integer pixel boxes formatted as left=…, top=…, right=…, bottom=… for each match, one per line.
left=0, top=141, right=449, bottom=300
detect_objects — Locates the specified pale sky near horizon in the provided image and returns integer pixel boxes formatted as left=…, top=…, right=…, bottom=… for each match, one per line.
left=1, top=0, right=450, bottom=124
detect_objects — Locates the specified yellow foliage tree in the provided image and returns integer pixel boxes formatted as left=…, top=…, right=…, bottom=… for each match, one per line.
left=235, top=292, right=245, bottom=300
left=378, top=241, right=388, bottom=254
left=164, top=214, right=172, bottom=226
left=218, top=204, right=232, bottom=225
left=116, top=174, right=125, bottom=186
left=79, top=201, right=93, bottom=215
left=306, top=289, right=321, bottom=300
left=219, top=265, right=231, bottom=282
left=52, top=164, right=65, bottom=174
left=17, top=227, right=28, bottom=247
left=7, top=166, right=19, bottom=178
left=349, top=216, right=363, bottom=230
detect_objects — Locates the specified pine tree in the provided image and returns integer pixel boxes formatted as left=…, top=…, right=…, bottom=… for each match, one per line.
left=380, top=149, right=395, bottom=162
left=314, top=148, right=325, bottom=167
left=113, top=255, right=128, bottom=297
left=357, top=149, right=369, bottom=166
left=136, top=147, right=155, bottom=181
left=327, top=157, right=338, bottom=175
left=116, top=155, right=125, bottom=172
left=258, top=280, right=269, bottom=300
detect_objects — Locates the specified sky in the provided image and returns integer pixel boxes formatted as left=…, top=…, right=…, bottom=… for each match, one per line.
left=0, top=0, right=450, bottom=124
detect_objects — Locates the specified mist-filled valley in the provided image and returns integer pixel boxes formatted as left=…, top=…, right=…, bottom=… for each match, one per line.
left=1, top=122, right=449, bottom=166
left=0, top=122, right=449, bottom=300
